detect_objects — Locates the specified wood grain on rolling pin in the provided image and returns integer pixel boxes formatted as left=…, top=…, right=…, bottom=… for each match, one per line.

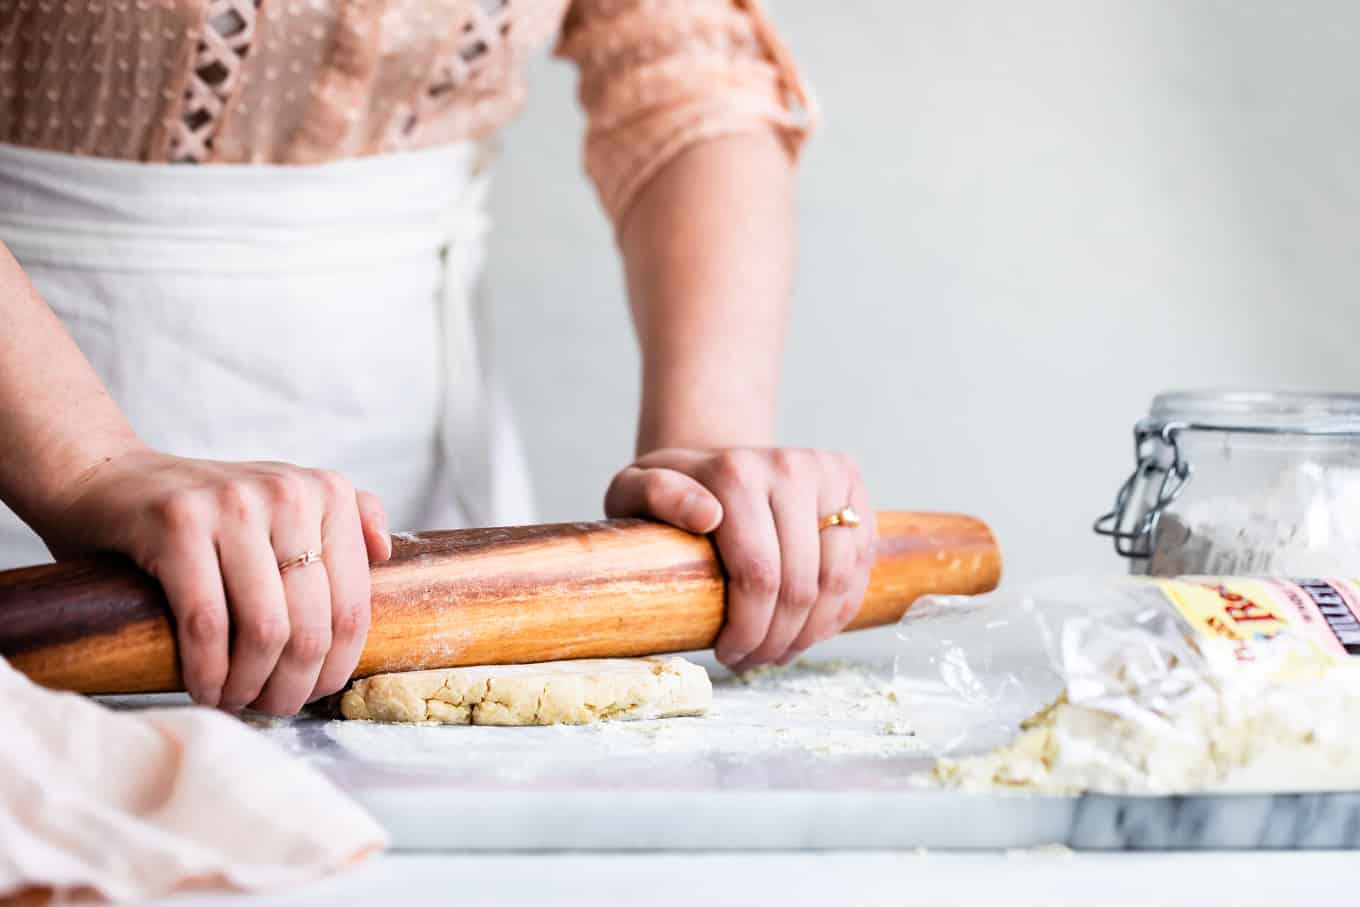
left=0, top=512, right=1000, bottom=694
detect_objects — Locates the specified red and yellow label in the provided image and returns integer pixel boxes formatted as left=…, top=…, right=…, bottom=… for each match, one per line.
left=1154, top=577, right=1360, bottom=679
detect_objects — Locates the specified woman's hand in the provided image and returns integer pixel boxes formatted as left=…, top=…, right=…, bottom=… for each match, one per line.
left=42, top=448, right=392, bottom=715
left=605, top=448, right=877, bottom=671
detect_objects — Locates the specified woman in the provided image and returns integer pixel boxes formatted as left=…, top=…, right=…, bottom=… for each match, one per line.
left=0, top=0, right=877, bottom=716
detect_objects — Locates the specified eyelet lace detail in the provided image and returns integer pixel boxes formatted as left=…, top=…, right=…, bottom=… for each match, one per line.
left=0, top=0, right=814, bottom=226
left=393, top=0, right=511, bottom=145
left=168, top=0, right=262, bottom=163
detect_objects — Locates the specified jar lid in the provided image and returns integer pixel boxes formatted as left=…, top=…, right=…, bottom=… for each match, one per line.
left=1146, top=389, right=1360, bottom=434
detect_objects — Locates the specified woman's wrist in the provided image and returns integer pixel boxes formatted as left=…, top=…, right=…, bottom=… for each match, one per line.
left=636, top=415, right=776, bottom=456
left=636, top=382, right=777, bottom=455
left=0, top=245, right=149, bottom=540
left=8, top=422, right=147, bottom=543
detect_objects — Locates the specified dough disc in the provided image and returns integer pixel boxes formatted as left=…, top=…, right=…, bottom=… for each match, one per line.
left=338, top=656, right=711, bottom=726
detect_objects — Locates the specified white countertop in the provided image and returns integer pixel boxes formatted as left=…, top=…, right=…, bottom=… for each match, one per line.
left=230, top=646, right=1360, bottom=852
left=110, top=638, right=1359, bottom=904
left=159, top=851, right=1350, bottom=906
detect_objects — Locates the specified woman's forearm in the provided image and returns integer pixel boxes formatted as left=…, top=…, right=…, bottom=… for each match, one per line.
left=609, top=134, right=878, bottom=670
left=618, top=132, right=796, bottom=454
left=0, top=243, right=141, bottom=532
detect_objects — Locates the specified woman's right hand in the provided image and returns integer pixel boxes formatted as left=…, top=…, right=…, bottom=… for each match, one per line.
left=41, top=448, right=392, bottom=715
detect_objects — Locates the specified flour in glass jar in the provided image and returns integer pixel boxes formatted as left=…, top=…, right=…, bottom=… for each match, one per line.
left=1146, top=462, right=1360, bottom=577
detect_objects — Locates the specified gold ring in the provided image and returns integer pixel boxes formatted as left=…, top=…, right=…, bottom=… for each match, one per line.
left=819, top=506, right=861, bottom=531
left=278, top=549, right=323, bottom=574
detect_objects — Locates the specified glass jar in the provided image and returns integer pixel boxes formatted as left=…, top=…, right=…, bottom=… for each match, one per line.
left=1095, top=390, right=1360, bottom=576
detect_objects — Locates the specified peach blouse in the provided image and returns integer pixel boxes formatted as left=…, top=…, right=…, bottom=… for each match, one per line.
left=0, top=0, right=816, bottom=223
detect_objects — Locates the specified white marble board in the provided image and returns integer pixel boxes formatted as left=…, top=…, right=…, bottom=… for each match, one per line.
left=215, top=654, right=1360, bottom=852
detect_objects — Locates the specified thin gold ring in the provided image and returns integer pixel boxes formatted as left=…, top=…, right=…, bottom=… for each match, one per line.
left=278, top=549, right=323, bottom=574
left=819, top=506, right=861, bottom=531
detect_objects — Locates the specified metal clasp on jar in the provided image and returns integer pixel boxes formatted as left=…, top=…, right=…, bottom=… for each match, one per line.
left=1095, top=412, right=1360, bottom=560
left=1094, top=420, right=1192, bottom=559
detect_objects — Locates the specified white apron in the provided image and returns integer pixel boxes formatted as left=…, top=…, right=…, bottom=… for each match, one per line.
left=0, top=142, right=535, bottom=570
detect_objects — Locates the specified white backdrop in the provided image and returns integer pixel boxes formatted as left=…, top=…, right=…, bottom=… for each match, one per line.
left=484, top=0, right=1360, bottom=589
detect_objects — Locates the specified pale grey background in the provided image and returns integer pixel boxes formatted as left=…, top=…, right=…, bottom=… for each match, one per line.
left=485, top=0, right=1360, bottom=589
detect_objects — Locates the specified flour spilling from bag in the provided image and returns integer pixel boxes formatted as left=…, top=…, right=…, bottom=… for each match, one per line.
left=898, top=575, right=1360, bottom=795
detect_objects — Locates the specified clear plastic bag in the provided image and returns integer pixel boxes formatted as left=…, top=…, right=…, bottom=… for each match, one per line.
left=895, top=576, right=1360, bottom=793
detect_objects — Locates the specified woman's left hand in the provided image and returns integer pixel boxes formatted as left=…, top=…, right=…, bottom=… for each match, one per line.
left=605, top=448, right=877, bottom=672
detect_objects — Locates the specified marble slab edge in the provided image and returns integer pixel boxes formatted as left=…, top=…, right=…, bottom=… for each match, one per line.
left=351, top=788, right=1360, bottom=852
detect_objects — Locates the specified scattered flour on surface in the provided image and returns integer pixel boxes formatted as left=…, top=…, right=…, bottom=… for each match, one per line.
left=260, top=659, right=929, bottom=784
left=930, top=683, right=1360, bottom=796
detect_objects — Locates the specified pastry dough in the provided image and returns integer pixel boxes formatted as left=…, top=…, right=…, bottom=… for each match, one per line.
left=338, top=656, right=711, bottom=726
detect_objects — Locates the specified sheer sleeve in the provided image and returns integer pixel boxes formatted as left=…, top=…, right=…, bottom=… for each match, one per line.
left=556, top=0, right=818, bottom=226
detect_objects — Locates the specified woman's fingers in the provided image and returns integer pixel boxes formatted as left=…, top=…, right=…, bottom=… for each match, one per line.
left=215, top=488, right=291, bottom=711
left=604, top=465, right=723, bottom=533
left=309, top=471, right=373, bottom=702
left=60, top=451, right=379, bottom=716
left=786, top=459, right=877, bottom=660
left=731, top=455, right=820, bottom=671
left=604, top=447, right=876, bottom=670
left=702, top=453, right=781, bottom=668
left=356, top=489, right=391, bottom=562
left=246, top=472, right=332, bottom=716
left=149, top=505, right=230, bottom=707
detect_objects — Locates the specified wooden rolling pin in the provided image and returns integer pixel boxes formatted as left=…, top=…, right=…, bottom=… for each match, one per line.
left=0, top=511, right=999, bottom=694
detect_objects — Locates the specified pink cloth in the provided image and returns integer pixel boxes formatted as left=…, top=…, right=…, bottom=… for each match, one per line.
left=0, top=659, right=386, bottom=903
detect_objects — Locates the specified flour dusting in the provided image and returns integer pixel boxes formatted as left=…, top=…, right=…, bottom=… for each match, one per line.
left=259, top=659, right=929, bottom=785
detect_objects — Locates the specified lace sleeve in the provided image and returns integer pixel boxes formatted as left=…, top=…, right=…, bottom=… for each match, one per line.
left=556, top=0, right=817, bottom=227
